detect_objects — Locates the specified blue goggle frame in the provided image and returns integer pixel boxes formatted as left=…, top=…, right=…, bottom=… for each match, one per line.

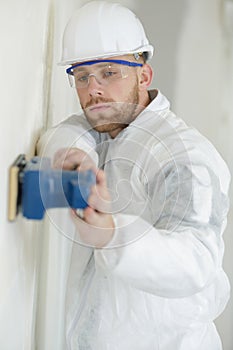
left=66, top=59, right=143, bottom=75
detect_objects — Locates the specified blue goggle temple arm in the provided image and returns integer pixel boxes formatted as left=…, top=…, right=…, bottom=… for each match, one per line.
left=66, top=59, right=143, bottom=75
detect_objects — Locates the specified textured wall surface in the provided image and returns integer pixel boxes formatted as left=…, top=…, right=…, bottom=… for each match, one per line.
left=0, top=1, right=53, bottom=348
left=0, top=1, right=78, bottom=349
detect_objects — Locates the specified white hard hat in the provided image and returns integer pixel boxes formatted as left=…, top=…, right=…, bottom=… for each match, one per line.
left=59, top=1, right=154, bottom=65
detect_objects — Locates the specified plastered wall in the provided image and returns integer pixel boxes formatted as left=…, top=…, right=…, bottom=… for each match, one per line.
left=0, top=1, right=53, bottom=348
left=0, top=1, right=232, bottom=349
left=0, top=0, right=78, bottom=348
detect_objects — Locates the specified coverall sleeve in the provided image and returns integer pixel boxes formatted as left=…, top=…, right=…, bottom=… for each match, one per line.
left=94, top=160, right=230, bottom=298
left=36, top=116, right=98, bottom=165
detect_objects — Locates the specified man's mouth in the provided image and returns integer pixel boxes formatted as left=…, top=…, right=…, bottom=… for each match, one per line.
left=88, top=103, right=111, bottom=112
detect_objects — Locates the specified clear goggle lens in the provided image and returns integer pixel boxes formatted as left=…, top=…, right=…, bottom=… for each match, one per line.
left=66, top=59, right=143, bottom=88
left=69, top=64, right=128, bottom=88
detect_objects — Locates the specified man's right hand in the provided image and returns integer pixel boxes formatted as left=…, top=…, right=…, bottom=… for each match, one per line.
left=53, top=147, right=115, bottom=248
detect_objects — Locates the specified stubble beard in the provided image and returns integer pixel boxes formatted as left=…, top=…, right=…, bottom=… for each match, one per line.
left=82, top=82, right=140, bottom=134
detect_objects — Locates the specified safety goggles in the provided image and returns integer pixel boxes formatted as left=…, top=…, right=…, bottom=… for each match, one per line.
left=66, top=59, right=143, bottom=88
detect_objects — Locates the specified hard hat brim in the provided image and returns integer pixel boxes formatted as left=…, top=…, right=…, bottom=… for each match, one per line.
left=58, top=45, right=154, bottom=66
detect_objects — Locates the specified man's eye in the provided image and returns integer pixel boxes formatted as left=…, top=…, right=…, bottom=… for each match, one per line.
left=104, top=71, right=116, bottom=77
left=102, top=69, right=119, bottom=79
left=76, top=74, right=89, bottom=82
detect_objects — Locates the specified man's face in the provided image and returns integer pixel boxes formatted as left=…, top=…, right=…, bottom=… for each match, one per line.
left=74, top=56, right=142, bottom=137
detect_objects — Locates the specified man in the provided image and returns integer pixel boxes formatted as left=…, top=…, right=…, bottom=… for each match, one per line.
left=38, top=1, right=231, bottom=349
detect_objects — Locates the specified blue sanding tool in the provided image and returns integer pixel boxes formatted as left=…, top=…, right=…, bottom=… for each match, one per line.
left=8, top=154, right=95, bottom=220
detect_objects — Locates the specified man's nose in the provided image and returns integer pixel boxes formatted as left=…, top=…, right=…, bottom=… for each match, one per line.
left=87, top=75, right=103, bottom=97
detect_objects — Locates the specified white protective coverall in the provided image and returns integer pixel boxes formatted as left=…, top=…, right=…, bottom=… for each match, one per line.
left=38, top=90, right=231, bottom=350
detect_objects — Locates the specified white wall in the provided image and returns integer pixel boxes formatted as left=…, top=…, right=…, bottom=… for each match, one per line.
left=0, top=0, right=78, bottom=349
left=0, top=0, right=232, bottom=349
left=0, top=1, right=53, bottom=348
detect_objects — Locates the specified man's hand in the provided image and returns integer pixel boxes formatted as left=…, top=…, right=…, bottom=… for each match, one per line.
left=71, top=168, right=115, bottom=248
left=54, top=148, right=115, bottom=248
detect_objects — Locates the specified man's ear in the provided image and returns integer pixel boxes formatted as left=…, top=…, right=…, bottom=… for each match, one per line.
left=138, top=64, right=153, bottom=90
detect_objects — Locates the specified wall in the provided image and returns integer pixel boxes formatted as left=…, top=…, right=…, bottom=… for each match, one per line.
left=0, top=0, right=78, bottom=349
left=0, top=1, right=52, bottom=348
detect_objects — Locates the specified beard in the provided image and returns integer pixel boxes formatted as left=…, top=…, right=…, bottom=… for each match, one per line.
left=81, top=81, right=140, bottom=134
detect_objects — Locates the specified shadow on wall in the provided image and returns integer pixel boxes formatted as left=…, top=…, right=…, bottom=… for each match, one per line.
left=134, top=0, right=187, bottom=103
